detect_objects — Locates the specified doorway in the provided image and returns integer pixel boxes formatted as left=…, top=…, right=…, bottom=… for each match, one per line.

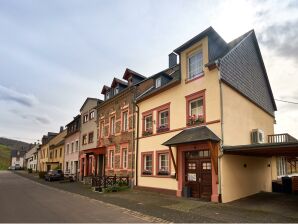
left=184, top=150, right=212, bottom=199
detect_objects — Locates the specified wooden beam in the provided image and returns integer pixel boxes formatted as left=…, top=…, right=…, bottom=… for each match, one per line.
left=208, top=141, right=218, bottom=175
left=169, top=146, right=178, bottom=180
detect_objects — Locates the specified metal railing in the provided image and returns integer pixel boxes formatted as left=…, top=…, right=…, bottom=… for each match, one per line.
left=268, top=133, right=298, bottom=143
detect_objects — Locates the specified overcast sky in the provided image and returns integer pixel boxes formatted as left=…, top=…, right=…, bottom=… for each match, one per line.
left=0, top=0, right=297, bottom=143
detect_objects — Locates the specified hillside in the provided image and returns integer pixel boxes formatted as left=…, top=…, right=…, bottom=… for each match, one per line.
left=0, top=137, right=31, bottom=151
left=0, top=144, right=11, bottom=170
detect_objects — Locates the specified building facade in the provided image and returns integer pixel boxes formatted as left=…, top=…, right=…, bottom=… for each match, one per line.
left=11, top=149, right=26, bottom=168
left=48, top=128, right=67, bottom=170
left=64, top=115, right=81, bottom=177
left=97, top=69, right=146, bottom=180
left=79, top=98, right=102, bottom=180
left=136, top=27, right=277, bottom=203
left=24, top=144, right=39, bottom=171
left=38, top=132, right=58, bottom=172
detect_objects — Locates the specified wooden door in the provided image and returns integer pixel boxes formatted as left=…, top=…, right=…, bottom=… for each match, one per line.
left=185, top=150, right=212, bottom=199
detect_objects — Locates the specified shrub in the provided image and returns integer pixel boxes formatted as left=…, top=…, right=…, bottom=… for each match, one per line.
left=28, top=168, right=32, bottom=173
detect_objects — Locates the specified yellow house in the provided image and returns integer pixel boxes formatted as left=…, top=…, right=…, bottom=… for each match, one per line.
left=135, top=27, right=297, bottom=203
left=38, top=132, right=58, bottom=172
left=47, top=127, right=67, bottom=170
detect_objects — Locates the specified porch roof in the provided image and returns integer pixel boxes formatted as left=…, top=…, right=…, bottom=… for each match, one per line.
left=223, top=142, right=298, bottom=157
left=83, top=147, right=105, bottom=155
left=162, top=126, right=220, bottom=146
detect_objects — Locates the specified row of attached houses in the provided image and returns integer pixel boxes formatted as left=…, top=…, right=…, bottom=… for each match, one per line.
left=21, top=26, right=298, bottom=203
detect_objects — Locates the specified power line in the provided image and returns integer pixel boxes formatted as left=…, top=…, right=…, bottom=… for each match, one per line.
left=275, top=99, right=298, bottom=105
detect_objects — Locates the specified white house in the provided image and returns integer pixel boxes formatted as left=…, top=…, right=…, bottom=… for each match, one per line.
left=25, top=144, right=39, bottom=171
left=11, top=150, right=26, bottom=168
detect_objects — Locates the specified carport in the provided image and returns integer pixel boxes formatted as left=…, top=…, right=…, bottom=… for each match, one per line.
left=221, top=140, right=298, bottom=203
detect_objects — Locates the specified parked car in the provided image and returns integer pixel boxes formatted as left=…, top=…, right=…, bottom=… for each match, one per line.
left=15, top=164, right=21, bottom=170
left=45, top=170, right=64, bottom=181
left=8, top=166, right=16, bottom=170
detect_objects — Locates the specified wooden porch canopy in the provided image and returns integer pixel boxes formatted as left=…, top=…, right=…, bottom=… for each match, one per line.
left=223, top=142, right=298, bottom=157
left=162, top=126, right=221, bottom=178
left=83, top=147, right=106, bottom=155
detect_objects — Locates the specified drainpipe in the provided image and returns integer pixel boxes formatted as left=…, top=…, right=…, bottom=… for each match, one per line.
left=134, top=103, right=140, bottom=187
left=217, top=59, right=224, bottom=201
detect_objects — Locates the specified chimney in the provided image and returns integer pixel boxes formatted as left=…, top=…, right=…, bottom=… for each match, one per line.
left=60, top=126, right=64, bottom=133
left=169, top=52, right=178, bottom=68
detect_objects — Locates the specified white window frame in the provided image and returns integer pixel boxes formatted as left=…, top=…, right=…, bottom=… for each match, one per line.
left=122, top=148, right=128, bottom=169
left=189, top=98, right=203, bottom=116
left=188, top=51, right=203, bottom=80
left=71, top=142, right=74, bottom=153
left=83, top=114, right=88, bottom=123
left=66, top=144, right=70, bottom=154
left=75, top=140, right=79, bottom=151
left=155, top=77, right=161, bottom=88
left=144, top=154, right=152, bottom=171
left=114, top=87, right=119, bottom=95
left=159, top=110, right=168, bottom=128
left=109, top=150, right=114, bottom=169
left=145, top=115, right=153, bottom=131
left=110, top=117, right=116, bottom=135
left=89, top=110, right=95, bottom=120
left=106, top=92, right=110, bottom=100
left=158, top=153, right=169, bottom=172
left=122, top=111, right=128, bottom=131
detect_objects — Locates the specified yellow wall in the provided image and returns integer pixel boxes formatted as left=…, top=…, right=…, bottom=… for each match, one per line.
left=222, top=83, right=275, bottom=145
left=137, top=37, right=222, bottom=190
left=38, top=144, right=49, bottom=171
left=48, top=130, right=67, bottom=169
left=221, top=154, right=272, bottom=203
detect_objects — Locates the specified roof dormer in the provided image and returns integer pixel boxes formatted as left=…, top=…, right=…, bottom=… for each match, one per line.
left=111, top=78, right=128, bottom=96
left=101, top=85, right=111, bottom=101
left=123, top=68, right=146, bottom=86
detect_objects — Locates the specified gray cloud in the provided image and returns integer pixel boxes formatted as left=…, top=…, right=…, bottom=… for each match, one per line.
left=9, top=109, right=51, bottom=124
left=258, top=20, right=298, bottom=64
left=0, top=84, right=38, bottom=107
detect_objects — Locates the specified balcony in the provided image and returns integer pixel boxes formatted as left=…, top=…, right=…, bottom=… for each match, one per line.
left=267, top=133, right=298, bottom=144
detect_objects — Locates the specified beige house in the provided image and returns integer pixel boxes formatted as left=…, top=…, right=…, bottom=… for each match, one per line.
left=38, top=132, right=58, bottom=172
left=48, top=127, right=67, bottom=170
left=135, top=27, right=298, bottom=203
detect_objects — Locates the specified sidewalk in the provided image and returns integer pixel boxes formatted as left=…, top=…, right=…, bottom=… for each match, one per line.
left=16, top=171, right=298, bottom=223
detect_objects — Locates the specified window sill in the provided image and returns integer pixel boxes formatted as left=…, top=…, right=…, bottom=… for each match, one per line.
left=185, top=72, right=204, bottom=84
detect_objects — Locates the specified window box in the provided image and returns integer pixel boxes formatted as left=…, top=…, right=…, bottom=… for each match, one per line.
left=142, top=170, right=152, bottom=175
left=143, top=130, right=153, bottom=136
left=157, top=170, right=170, bottom=176
left=187, top=115, right=204, bottom=126
left=157, top=126, right=169, bottom=133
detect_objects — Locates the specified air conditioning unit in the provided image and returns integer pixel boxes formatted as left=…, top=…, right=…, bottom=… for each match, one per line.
left=251, top=129, right=265, bottom=144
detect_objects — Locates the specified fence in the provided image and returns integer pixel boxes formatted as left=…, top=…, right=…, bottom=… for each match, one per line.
left=91, top=175, right=129, bottom=188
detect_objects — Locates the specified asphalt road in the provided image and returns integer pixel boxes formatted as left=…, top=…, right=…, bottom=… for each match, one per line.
left=0, top=171, right=145, bottom=223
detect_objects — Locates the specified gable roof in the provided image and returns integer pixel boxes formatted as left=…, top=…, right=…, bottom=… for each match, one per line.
left=162, top=126, right=220, bottom=146
left=101, top=85, right=111, bottom=94
left=11, top=149, right=26, bottom=157
left=123, top=68, right=146, bottom=80
left=218, top=30, right=277, bottom=114
left=80, top=97, right=102, bottom=112
left=111, top=78, right=128, bottom=88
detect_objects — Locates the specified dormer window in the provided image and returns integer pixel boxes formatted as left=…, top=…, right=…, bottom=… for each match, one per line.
left=188, top=51, right=203, bottom=80
left=155, top=77, right=161, bottom=88
left=114, top=87, right=119, bottom=95
left=128, top=77, right=132, bottom=86
left=106, top=92, right=110, bottom=100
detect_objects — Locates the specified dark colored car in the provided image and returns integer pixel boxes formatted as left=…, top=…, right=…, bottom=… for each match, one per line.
left=45, top=170, right=64, bottom=181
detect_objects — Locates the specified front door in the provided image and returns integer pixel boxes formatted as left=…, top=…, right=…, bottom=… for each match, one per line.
left=185, top=150, right=212, bottom=199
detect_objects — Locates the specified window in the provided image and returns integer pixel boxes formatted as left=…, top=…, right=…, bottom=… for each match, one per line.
left=122, top=148, right=128, bottom=169
left=109, top=150, right=114, bottom=169
left=122, top=111, right=128, bottom=131
left=66, top=144, right=69, bottom=154
left=106, top=92, right=110, bottom=100
left=89, top=110, right=95, bottom=120
left=188, top=51, right=203, bottom=79
left=202, top=162, right=211, bottom=170
left=100, top=121, right=104, bottom=137
left=75, top=140, right=79, bottom=151
left=50, top=151, right=53, bottom=159
left=66, top=162, right=69, bottom=172
left=189, top=98, right=203, bottom=117
left=55, top=150, right=57, bottom=158
left=83, top=114, right=88, bottom=123
left=143, top=154, right=153, bottom=175
left=155, top=77, right=161, bottom=88
left=144, top=115, right=153, bottom=131
left=82, top=135, right=87, bottom=145
left=110, top=117, right=115, bottom=135
left=71, top=142, right=74, bottom=153
left=88, top=132, right=94, bottom=143
left=71, top=161, right=73, bottom=173
left=114, top=87, right=119, bottom=95
left=59, top=148, right=62, bottom=157
left=159, top=110, right=168, bottom=128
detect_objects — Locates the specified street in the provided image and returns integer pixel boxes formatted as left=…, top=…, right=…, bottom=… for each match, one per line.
left=0, top=171, right=146, bottom=223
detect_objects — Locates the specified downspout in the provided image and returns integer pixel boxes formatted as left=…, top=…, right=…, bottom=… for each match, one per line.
left=217, top=59, right=224, bottom=202
left=132, top=86, right=140, bottom=187
left=134, top=103, right=140, bottom=186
